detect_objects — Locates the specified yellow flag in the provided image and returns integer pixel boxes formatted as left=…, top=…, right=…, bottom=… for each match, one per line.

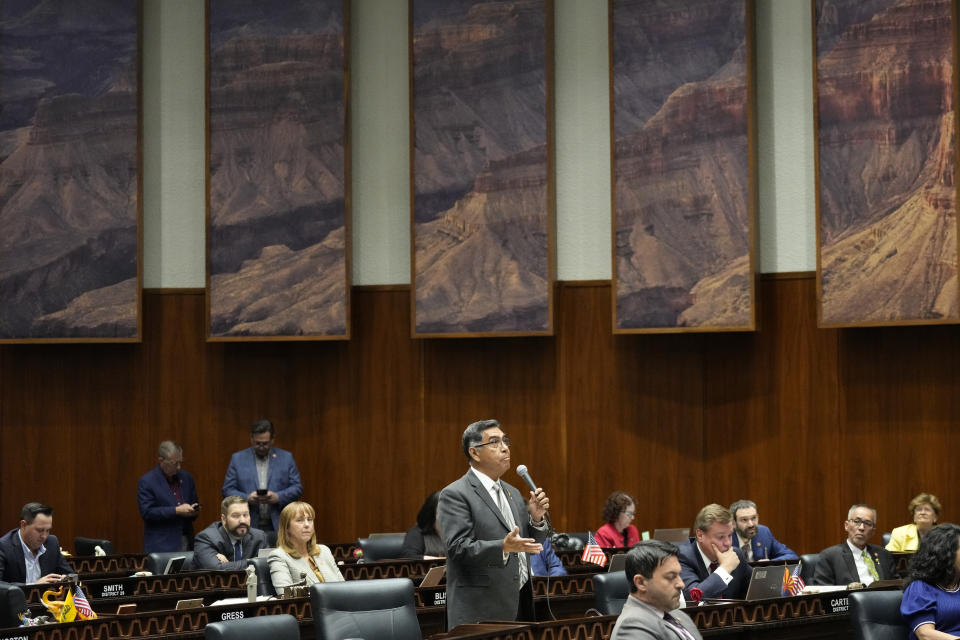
left=58, top=590, right=77, bottom=623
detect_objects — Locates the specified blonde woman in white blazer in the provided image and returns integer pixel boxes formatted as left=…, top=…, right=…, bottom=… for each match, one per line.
left=268, top=501, right=344, bottom=588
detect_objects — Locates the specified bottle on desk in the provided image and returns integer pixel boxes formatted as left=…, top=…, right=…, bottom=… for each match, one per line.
left=245, top=565, right=257, bottom=602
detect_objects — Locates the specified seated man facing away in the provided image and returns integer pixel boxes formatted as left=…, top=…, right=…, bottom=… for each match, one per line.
left=677, top=504, right=751, bottom=600
left=611, top=540, right=702, bottom=640
left=813, top=503, right=895, bottom=586
left=193, top=496, right=269, bottom=571
left=0, top=503, right=73, bottom=585
left=728, top=499, right=797, bottom=562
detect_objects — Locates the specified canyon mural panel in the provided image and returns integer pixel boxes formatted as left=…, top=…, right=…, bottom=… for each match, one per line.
left=612, top=0, right=755, bottom=332
left=411, top=0, right=554, bottom=336
left=0, top=0, right=140, bottom=340
left=816, top=0, right=958, bottom=326
left=207, top=0, right=348, bottom=339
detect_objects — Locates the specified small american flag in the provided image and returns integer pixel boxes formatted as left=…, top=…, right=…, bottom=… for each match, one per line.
left=73, top=586, right=97, bottom=620
left=581, top=531, right=608, bottom=567
left=781, top=564, right=805, bottom=596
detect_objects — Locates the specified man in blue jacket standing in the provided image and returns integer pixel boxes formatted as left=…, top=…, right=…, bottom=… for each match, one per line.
left=222, top=419, right=303, bottom=534
left=729, top=499, right=797, bottom=562
left=137, top=441, right=200, bottom=553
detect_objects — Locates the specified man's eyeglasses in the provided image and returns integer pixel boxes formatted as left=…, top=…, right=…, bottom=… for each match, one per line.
left=474, top=437, right=511, bottom=449
left=848, top=518, right=875, bottom=529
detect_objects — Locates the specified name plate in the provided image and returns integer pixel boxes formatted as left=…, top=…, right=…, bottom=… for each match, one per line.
left=218, top=609, right=245, bottom=621
left=827, top=595, right=849, bottom=614
left=423, top=588, right=445, bottom=607
left=94, top=578, right=135, bottom=598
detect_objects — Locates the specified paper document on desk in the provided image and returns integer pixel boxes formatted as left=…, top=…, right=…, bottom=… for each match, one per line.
left=800, top=585, right=847, bottom=593
left=210, top=596, right=276, bottom=606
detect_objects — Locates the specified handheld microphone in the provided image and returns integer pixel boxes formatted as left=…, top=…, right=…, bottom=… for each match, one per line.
left=515, top=464, right=538, bottom=492
left=516, top=464, right=552, bottom=535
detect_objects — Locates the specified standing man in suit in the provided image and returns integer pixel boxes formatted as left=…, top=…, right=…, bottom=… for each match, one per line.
left=438, top=419, right=550, bottom=630
left=813, top=504, right=896, bottom=586
left=677, top=504, right=751, bottom=600
left=137, top=441, right=200, bottom=553
left=611, top=539, right=702, bottom=640
left=193, top=496, right=269, bottom=570
left=729, top=499, right=798, bottom=562
left=222, top=419, right=303, bottom=534
left=0, top=503, right=73, bottom=585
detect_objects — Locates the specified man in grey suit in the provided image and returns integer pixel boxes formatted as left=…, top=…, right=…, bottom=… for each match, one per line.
left=193, top=496, right=269, bottom=571
left=438, top=419, right=550, bottom=630
left=611, top=540, right=702, bottom=640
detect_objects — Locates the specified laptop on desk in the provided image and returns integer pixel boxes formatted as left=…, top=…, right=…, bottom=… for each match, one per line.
left=652, top=528, right=690, bottom=543
left=744, top=562, right=800, bottom=600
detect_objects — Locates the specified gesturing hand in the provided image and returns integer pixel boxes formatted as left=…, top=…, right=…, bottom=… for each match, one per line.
left=503, top=527, right=543, bottom=554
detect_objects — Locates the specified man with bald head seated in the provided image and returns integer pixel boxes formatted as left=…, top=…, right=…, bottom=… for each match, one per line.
left=611, top=539, right=702, bottom=640
left=813, top=504, right=895, bottom=586
left=677, top=504, right=752, bottom=600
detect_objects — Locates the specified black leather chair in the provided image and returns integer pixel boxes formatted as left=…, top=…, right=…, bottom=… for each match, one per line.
left=799, top=553, right=819, bottom=586
left=593, top=571, right=629, bottom=615
left=849, top=589, right=906, bottom=640
left=145, top=550, right=194, bottom=574
left=0, top=582, right=27, bottom=629
left=74, top=536, right=115, bottom=556
left=248, top=556, right=276, bottom=597
left=205, top=613, right=299, bottom=640
left=357, top=534, right=405, bottom=561
left=881, top=532, right=891, bottom=547
left=310, top=577, right=421, bottom=640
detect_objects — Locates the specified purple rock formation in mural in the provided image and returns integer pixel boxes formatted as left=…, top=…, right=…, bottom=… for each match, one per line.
left=817, top=0, right=957, bottom=324
left=412, top=0, right=552, bottom=335
left=0, top=0, right=139, bottom=338
left=208, top=0, right=347, bottom=337
left=612, top=0, right=752, bottom=330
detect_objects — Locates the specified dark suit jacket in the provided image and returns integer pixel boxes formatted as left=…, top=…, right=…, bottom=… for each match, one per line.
left=0, top=529, right=72, bottom=584
left=222, top=447, right=303, bottom=531
left=732, top=525, right=798, bottom=561
left=677, top=538, right=752, bottom=600
left=812, top=542, right=895, bottom=585
left=438, top=469, right=548, bottom=630
left=610, top=596, right=703, bottom=640
left=137, top=466, right=199, bottom=553
left=192, top=522, right=269, bottom=571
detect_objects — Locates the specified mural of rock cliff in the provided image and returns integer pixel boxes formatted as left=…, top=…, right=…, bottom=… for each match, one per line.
left=816, top=0, right=957, bottom=325
left=207, top=0, right=348, bottom=338
left=612, top=0, right=754, bottom=331
left=0, top=0, right=139, bottom=340
left=412, top=0, right=553, bottom=336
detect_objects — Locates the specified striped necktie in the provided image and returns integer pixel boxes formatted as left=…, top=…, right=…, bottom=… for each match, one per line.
left=664, top=612, right=697, bottom=640
left=495, top=484, right=527, bottom=587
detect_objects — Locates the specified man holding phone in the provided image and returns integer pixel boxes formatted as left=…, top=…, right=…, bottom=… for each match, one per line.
left=137, top=441, right=200, bottom=553
left=222, top=420, right=303, bottom=534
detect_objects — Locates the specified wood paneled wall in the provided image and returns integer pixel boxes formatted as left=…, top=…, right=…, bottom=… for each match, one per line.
left=1, top=275, right=956, bottom=556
